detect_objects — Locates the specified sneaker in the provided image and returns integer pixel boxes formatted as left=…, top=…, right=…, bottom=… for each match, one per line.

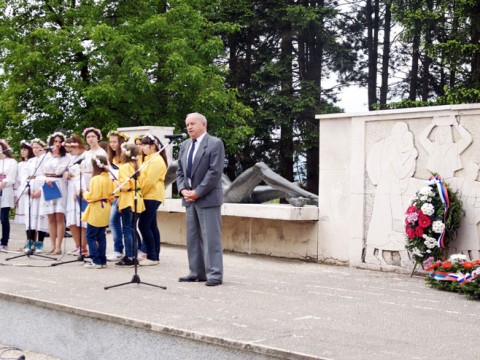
left=106, top=252, right=123, bottom=261
left=115, top=257, right=137, bottom=267
left=68, top=247, right=80, bottom=255
left=35, top=242, right=44, bottom=254
left=24, top=240, right=33, bottom=253
left=139, top=259, right=159, bottom=266
left=137, top=250, right=147, bottom=260
left=83, top=262, right=106, bottom=269
left=0, top=245, right=8, bottom=252
left=80, top=248, right=89, bottom=256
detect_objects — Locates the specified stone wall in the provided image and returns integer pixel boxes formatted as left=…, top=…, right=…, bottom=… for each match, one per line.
left=317, top=104, right=480, bottom=269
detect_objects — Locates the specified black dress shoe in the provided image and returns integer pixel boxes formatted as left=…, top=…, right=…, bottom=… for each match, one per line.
left=178, top=275, right=207, bottom=282
left=205, top=279, right=222, bottom=286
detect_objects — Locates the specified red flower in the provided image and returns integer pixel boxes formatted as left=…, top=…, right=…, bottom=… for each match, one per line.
left=406, top=227, right=416, bottom=239
left=406, top=206, right=417, bottom=214
left=418, top=214, right=431, bottom=228
left=441, top=261, right=452, bottom=269
left=415, top=226, right=424, bottom=237
left=463, top=261, right=475, bottom=269
left=475, top=260, right=480, bottom=265
left=426, top=263, right=441, bottom=271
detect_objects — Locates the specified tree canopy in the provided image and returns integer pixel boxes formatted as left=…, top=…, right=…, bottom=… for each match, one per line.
left=1, top=0, right=479, bottom=194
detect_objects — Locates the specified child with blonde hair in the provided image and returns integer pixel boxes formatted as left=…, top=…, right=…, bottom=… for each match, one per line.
left=82, top=155, right=114, bottom=268
left=115, top=143, right=145, bottom=267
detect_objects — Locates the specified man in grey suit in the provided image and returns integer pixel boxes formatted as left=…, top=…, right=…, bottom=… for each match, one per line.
left=176, top=112, right=225, bottom=286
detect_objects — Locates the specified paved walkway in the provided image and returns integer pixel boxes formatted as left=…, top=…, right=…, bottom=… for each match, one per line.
left=0, top=222, right=479, bottom=359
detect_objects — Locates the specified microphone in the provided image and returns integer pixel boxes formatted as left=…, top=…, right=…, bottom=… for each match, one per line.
left=164, top=133, right=187, bottom=141
left=42, top=145, right=56, bottom=152
left=1, top=148, right=12, bottom=153
left=72, top=154, right=86, bottom=165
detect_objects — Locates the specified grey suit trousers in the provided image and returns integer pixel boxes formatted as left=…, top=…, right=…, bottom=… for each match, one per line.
left=186, top=203, right=223, bottom=281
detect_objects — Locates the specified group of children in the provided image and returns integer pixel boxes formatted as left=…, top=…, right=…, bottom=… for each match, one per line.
left=0, top=128, right=168, bottom=269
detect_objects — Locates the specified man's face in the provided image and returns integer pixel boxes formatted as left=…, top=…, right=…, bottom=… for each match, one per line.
left=185, top=115, right=206, bottom=140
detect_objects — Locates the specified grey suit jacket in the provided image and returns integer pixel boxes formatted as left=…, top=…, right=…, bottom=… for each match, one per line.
left=176, top=133, right=225, bottom=208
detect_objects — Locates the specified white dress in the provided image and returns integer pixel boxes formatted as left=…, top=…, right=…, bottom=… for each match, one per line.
left=14, top=161, right=28, bottom=224
left=22, top=156, right=48, bottom=232
left=65, top=154, right=87, bottom=227
left=38, top=153, right=71, bottom=215
left=81, top=148, right=107, bottom=191
left=0, top=157, right=18, bottom=209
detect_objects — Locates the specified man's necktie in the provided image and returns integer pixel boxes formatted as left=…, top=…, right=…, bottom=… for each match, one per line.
left=186, top=139, right=196, bottom=179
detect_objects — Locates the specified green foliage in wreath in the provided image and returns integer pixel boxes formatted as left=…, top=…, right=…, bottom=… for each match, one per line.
left=404, top=177, right=464, bottom=265
left=425, top=255, right=480, bottom=300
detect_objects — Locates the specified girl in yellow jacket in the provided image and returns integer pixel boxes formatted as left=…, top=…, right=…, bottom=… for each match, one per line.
left=114, top=143, right=145, bottom=267
left=138, top=134, right=167, bottom=265
left=81, top=155, right=114, bottom=269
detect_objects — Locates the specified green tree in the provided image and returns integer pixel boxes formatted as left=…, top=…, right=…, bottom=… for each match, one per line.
left=389, top=0, right=480, bottom=107
left=0, top=0, right=252, bottom=153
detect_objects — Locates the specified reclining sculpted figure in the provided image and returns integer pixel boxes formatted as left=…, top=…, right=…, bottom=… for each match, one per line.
left=165, top=161, right=318, bottom=206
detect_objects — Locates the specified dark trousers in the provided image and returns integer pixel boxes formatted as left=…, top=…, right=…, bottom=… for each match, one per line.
left=139, top=200, right=161, bottom=261
left=1, top=207, right=10, bottom=246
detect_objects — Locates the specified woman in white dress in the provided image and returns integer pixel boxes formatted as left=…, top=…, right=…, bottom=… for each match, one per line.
left=14, top=140, right=34, bottom=249
left=23, top=139, right=49, bottom=253
left=0, top=140, right=17, bottom=252
left=81, top=127, right=107, bottom=191
left=39, top=132, right=70, bottom=255
left=64, top=134, right=88, bottom=256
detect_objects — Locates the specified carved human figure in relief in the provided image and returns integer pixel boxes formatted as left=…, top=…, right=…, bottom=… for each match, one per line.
left=365, top=122, right=418, bottom=266
left=448, top=162, right=480, bottom=259
left=419, top=115, right=472, bottom=179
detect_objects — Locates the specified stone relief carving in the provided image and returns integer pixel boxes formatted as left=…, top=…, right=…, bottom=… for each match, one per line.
left=419, top=115, right=472, bottom=179
left=365, top=122, right=418, bottom=266
left=365, top=116, right=477, bottom=266
left=448, top=162, right=480, bottom=259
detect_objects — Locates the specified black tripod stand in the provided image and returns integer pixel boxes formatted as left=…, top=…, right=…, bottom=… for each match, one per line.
left=51, top=156, right=87, bottom=266
left=7, top=153, right=57, bottom=261
left=105, top=140, right=174, bottom=290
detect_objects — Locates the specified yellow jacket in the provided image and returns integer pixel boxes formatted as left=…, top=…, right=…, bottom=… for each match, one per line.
left=117, top=162, right=145, bottom=213
left=139, top=153, right=166, bottom=202
left=82, top=172, right=114, bottom=227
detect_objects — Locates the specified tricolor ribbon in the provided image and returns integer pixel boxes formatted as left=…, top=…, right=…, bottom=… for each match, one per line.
left=428, top=176, right=450, bottom=248
left=429, top=268, right=480, bottom=286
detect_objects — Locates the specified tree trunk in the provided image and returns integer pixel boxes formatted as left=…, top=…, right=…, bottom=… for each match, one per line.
left=409, top=30, right=420, bottom=101
left=366, top=0, right=378, bottom=109
left=379, top=0, right=391, bottom=106
left=279, top=11, right=294, bottom=182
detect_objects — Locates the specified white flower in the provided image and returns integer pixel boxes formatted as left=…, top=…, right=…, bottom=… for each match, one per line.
left=420, top=203, right=435, bottom=216
left=424, top=238, right=437, bottom=249
left=412, top=247, right=423, bottom=257
left=419, top=186, right=434, bottom=197
left=448, top=254, right=468, bottom=264
left=431, top=220, right=445, bottom=234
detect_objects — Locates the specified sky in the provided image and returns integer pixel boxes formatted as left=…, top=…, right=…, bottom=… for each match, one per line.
left=336, top=85, right=369, bottom=113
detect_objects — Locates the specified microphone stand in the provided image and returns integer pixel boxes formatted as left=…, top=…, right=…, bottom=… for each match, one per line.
left=105, top=139, right=176, bottom=290
left=51, top=156, right=87, bottom=266
left=7, top=153, right=57, bottom=261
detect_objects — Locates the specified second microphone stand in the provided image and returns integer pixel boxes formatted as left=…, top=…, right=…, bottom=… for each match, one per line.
left=7, top=152, right=57, bottom=261
left=52, top=156, right=87, bottom=266
left=105, top=140, right=173, bottom=290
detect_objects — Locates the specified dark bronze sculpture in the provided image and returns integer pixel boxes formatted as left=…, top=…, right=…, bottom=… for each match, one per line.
left=165, top=161, right=318, bottom=207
